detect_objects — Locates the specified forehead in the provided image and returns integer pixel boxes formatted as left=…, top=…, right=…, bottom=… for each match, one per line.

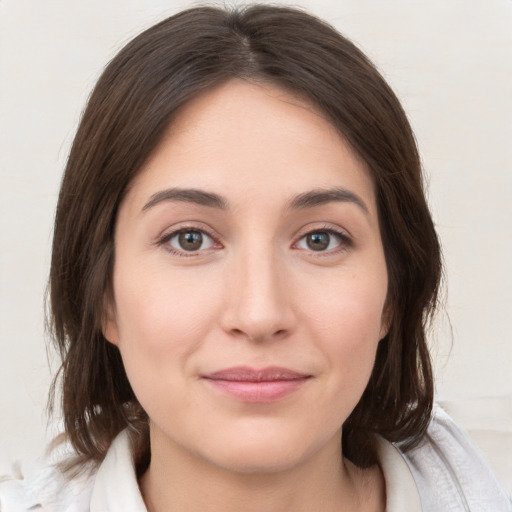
left=124, top=79, right=376, bottom=216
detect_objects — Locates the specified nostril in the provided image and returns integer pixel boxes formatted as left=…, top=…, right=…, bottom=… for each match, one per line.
left=229, top=327, right=288, bottom=342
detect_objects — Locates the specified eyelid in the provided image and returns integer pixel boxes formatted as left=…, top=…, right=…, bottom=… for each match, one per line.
left=156, top=223, right=223, bottom=257
left=292, top=223, right=353, bottom=254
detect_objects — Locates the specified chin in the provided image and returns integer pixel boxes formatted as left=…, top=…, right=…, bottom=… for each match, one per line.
left=197, top=423, right=337, bottom=475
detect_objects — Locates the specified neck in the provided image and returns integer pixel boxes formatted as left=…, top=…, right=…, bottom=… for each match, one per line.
left=139, top=427, right=384, bottom=512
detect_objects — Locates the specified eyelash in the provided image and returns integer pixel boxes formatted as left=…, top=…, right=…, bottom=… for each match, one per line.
left=157, top=226, right=221, bottom=257
left=156, top=224, right=352, bottom=257
left=294, top=225, right=353, bottom=256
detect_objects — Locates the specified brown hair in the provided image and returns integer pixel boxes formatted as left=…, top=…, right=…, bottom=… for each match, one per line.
left=49, top=4, right=441, bottom=471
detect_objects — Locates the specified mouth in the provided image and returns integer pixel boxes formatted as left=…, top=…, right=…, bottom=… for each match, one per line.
left=201, top=366, right=312, bottom=403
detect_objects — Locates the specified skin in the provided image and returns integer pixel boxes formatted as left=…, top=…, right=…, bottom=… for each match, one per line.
left=104, top=79, right=388, bottom=512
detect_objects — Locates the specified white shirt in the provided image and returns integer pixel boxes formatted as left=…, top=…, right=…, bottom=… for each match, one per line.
left=1, top=406, right=511, bottom=511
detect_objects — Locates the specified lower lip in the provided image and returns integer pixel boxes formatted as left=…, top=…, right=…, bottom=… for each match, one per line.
left=203, top=378, right=309, bottom=403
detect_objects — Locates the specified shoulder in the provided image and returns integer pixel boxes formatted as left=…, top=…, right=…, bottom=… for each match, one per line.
left=399, top=404, right=512, bottom=512
left=0, top=430, right=143, bottom=512
left=0, top=448, right=96, bottom=512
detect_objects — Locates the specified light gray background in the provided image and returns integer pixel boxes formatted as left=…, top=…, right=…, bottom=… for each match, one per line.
left=1, top=0, right=511, bottom=493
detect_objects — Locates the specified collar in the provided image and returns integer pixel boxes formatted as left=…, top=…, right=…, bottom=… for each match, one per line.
left=90, top=430, right=147, bottom=511
left=375, top=436, right=422, bottom=512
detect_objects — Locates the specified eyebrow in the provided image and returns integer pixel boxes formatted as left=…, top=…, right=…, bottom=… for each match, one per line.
left=141, top=186, right=368, bottom=214
left=142, top=188, right=227, bottom=211
left=287, top=187, right=369, bottom=214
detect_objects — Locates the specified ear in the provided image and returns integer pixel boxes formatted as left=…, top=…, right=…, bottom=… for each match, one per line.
left=102, top=293, right=120, bottom=346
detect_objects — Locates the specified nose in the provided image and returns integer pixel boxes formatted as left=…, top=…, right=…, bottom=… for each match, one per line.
left=220, top=247, right=296, bottom=343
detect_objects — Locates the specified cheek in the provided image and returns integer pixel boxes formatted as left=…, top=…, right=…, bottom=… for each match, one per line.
left=305, top=267, right=387, bottom=342
left=114, top=263, right=218, bottom=350
left=302, top=268, right=387, bottom=394
left=110, top=263, right=226, bottom=425
left=110, top=261, right=224, bottom=409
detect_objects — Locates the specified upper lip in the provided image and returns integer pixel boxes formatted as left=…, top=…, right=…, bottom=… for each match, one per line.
left=202, top=366, right=311, bottom=382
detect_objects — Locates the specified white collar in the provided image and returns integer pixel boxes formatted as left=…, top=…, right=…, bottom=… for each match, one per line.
left=90, top=430, right=147, bottom=512
left=375, top=436, right=422, bottom=512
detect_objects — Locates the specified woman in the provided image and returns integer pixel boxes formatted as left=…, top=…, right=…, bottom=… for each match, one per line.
left=1, top=5, right=510, bottom=511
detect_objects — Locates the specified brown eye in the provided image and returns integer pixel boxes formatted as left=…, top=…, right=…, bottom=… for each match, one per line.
left=305, top=232, right=330, bottom=251
left=166, top=229, right=215, bottom=253
left=296, top=229, right=348, bottom=253
left=178, top=231, right=203, bottom=251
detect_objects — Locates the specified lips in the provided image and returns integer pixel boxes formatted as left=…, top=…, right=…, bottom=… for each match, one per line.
left=201, top=366, right=311, bottom=403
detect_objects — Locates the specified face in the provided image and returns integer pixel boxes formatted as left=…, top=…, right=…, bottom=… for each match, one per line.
left=104, top=80, right=389, bottom=474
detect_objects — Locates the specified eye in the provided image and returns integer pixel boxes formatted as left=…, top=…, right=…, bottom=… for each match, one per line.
left=296, top=230, right=347, bottom=252
left=165, top=229, right=216, bottom=253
